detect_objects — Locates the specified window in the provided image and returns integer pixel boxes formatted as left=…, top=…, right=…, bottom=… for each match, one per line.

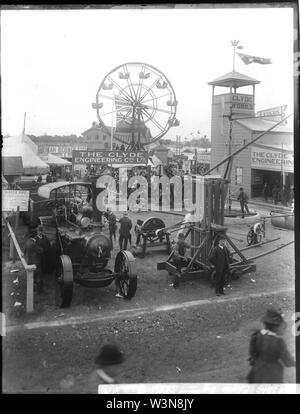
left=103, top=135, right=107, bottom=141
left=95, top=134, right=99, bottom=140
left=236, top=167, right=243, bottom=185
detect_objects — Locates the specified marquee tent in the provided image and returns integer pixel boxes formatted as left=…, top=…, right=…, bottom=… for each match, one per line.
left=40, top=153, right=72, bottom=166
left=2, top=133, right=49, bottom=175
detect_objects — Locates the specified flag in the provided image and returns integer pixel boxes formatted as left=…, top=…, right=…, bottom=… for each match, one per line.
left=114, top=95, right=131, bottom=123
left=237, top=52, right=272, bottom=65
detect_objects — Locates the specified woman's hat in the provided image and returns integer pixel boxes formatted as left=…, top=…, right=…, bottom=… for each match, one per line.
left=261, top=307, right=286, bottom=327
left=95, top=344, right=125, bottom=366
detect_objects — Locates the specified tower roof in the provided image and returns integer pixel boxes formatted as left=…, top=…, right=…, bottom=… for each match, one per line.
left=208, top=71, right=260, bottom=88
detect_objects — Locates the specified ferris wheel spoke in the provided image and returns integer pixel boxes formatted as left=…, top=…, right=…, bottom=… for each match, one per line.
left=136, top=65, right=147, bottom=102
left=141, top=93, right=172, bottom=105
left=141, top=108, right=165, bottom=132
left=123, top=64, right=138, bottom=102
left=98, top=93, right=132, bottom=106
left=143, top=104, right=172, bottom=115
left=107, top=76, right=133, bottom=102
left=101, top=105, right=132, bottom=118
left=139, top=76, right=163, bottom=103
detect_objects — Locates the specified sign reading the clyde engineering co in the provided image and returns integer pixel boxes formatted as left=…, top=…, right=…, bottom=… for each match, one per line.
left=73, top=150, right=148, bottom=165
left=251, top=146, right=294, bottom=172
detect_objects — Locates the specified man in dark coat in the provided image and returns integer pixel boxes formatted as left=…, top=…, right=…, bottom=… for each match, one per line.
left=237, top=187, right=250, bottom=217
left=208, top=235, right=230, bottom=296
left=247, top=307, right=295, bottom=383
left=118, top=212, right=132, bottom=250
left=23, top=227, right=44, bottom=294
left=36, top=225, right=53, bottom=276
left=104, top=209, right=117, bottom=246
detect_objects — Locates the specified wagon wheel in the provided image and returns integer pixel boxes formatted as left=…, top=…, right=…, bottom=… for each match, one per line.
left=114, top=250, right=137, bottom=299
left=55, top=255, right=73, bottom=308
left=246, top=231, right=254, bottom=246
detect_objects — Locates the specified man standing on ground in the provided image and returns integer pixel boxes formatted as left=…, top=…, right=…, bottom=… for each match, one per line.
left=105, top=208, right=117, bottom=247
left=23, top=226, right=44, bottom=294
left=118, top=212, right=132, bottom=250
left=208, top=235, right=230, bottom=296
left=237, top=187, right=250, bottom=217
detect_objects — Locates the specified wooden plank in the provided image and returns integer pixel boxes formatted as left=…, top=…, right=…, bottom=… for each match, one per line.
left=220, top=181, right=225, bottom=225
left=214, top=181, right=220, bottom=224
left=26, top=269, right=34, bottom=313
left=207, top=181, right=212, bottom=229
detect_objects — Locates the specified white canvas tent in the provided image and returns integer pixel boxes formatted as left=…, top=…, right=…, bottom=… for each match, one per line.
left=2, top=133, right=49, bottom=175
left=40, top=153, right=72, bottom=166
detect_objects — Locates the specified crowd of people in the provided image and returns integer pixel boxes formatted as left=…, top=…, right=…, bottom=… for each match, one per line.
left=262, top=182, right=294, bottom=207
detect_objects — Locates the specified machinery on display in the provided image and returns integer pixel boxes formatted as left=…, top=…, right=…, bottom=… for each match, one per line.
left=133, top=217, right=173, bottom=258
left=37, top=181, right=137, bottom=308
left=92, top=62, right=180, bottom=150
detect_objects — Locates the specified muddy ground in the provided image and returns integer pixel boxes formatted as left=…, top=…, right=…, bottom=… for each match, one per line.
left=2, top=207, right=296, bottom=393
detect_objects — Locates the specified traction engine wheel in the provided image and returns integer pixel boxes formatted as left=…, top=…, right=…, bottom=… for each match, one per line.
left=114, top=250, right=137, bottom=299
left=55, top=254, right=74, bottom=308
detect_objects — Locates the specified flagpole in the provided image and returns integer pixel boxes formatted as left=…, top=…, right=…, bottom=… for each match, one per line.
left=23, top=112, right=26, bottom=134
left=111, top=100, right=114, bottom=150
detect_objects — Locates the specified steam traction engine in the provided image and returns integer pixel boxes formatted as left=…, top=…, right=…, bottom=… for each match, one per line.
left=37, top=182, right=137, bottom=308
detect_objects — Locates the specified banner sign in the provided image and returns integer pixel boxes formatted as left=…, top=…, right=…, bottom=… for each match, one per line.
left=196, top=153, right=211, bottom=164
left=2, top=190, right=30, bottom=212
left=230, top=94, right=254, bottom=112
left=256, top=105, right=287, bottom=123
left=251, top=146, right=293, bottom=172
left=72, top=150, right=148, bottom=165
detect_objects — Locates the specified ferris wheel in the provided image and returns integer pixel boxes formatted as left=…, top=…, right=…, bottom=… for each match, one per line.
left=92, top=62, right=180, bottom=150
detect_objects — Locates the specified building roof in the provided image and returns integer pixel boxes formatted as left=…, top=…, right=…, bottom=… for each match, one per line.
left=208, top=71, right=260, bottom=88
left=2, top=156, right=23, bottom=176
left=153, top=144, right=168, bottom=151
left=235, top=118, right=293, bottom=133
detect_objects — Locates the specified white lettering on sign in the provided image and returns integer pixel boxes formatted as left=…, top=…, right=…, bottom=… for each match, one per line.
left=2, top=190, right=30, bottom=212
left=72, top=150, right=148, bottom=165
left=251, top=146, right=294, bottom=172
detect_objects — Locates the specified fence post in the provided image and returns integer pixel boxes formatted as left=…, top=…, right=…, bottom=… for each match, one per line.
left=26, top=266, right=35, bottom=313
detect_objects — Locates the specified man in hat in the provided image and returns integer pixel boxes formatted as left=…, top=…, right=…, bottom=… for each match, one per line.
left=208, top=235, right=230, bottom=296
left=23, top=226, right=44, bottom=294
left=247, top=307, right=295, bottom=383
left=89, top=343, right=125, bottom=393
left=104, top=208, right=117, bottom=247
left=237, top=187, right=250, bottom=217
left=118, top=212, right=132, bottom=250
left=36, top=225, right=53, bottom=277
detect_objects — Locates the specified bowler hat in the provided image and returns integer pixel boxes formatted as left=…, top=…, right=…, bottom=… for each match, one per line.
left=261, top=307, right=286, bottom=327
left=94, top=344, right=125, bottom=366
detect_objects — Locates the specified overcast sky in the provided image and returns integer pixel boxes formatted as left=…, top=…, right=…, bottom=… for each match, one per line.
left=1, top=5, right=295, bottom=141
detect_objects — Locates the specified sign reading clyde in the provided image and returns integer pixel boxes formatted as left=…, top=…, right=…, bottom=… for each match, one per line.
left=73, top=150, right=148, bottom=165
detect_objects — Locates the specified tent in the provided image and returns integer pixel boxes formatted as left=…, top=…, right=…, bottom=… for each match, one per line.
left=40, top=153, right=72, bottom=166
left=151, top=154, right=163, bottom=167
left=2, top=133, right=49, bottom=175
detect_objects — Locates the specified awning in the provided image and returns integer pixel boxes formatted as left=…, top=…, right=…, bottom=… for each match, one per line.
left=40, top=154, right=72, bottom=166
left=38, top=181, right=91, bottom=199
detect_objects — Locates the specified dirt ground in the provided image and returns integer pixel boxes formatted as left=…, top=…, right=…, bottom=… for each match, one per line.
left=2, top=207, right=296, bottom=393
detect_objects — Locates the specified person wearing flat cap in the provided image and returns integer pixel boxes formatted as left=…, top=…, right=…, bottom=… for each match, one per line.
left=23, top=226, right=44, bottom=294
left=89, top=344, right=125, bottom=393
left=247, top=307, right=295, bottom=383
